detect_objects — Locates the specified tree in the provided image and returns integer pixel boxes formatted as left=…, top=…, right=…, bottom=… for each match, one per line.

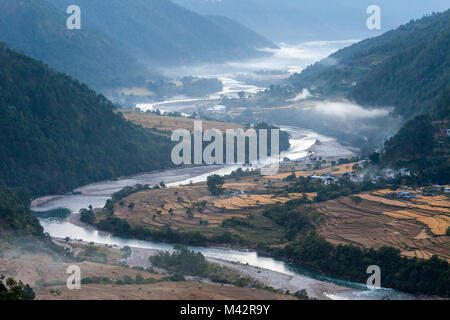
left=207, top=175, right=224, bottom=196
left=122, top=246, right=132, bottom=260
left=79, top=208, right=95, bottom=224
left=369, top=152, right=380, bottom=164
left=294, top=289, right=312, bottom=300
left=186, top=208, right=194, bottom=219
left=0, top=275, right=35, bottom=300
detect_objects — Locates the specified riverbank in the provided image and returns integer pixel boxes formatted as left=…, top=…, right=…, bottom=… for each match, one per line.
left=49, top=233, right=364, bottom=300
left=121, top=246, right=351, bottom=300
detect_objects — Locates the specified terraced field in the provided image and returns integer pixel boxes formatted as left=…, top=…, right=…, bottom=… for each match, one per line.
left=212, top=193, right=316, bottom=210
left=106, top=174, right=304, bottom=244
left=314, top=191, right=450, bottom=261
left=105, top=162, right=363, bottom=245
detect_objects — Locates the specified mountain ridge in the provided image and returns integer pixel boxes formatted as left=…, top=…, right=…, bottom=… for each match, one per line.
left=290, top=10, right=450, bottom=120
left=45, top=0, right=277, bottom=67
left=0, top=42, right=173, bottom=198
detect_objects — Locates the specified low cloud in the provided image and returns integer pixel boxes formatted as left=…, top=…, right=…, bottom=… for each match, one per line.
left=288, top=89, right=312, bottom=102
left=312, top=101, right=392, bottom=119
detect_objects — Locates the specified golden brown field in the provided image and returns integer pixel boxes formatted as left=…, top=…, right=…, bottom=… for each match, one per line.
left=35, top=281, right=294, bottom=300
left=112, top=183, right=251, bottom=231
left=264, top=163, right=355, bottom=180
left=110, top=168, right=317, bottom=235
left=120, top=109, right=243, bottom=133
left=0, top=253, right=163, bottom=288
left=0, top=248, right=291, bottom=300
left=212, top=193, right=316, bottom=210
left=314, top=191, right=450, bottom=261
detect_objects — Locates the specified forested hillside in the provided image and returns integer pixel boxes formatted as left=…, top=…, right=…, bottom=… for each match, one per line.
left=0, top=0, right=156, bottom=90
left=0, top=184, right=43, bottom=237
left=383, top=89, right=450, bottom=184
left=0, top=43, right=173, bottom=198
left=0, top=182, right=59, bottom=255
left=46, top=0, right=277, bottom=66
left=290, top=10, right=450, bottom=120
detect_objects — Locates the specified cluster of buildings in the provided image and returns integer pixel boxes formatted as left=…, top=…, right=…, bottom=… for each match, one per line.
left=308, top=166, right=412, bottom=186
left=309, top=171, right=366, bottom=185
left=432, top=185, right=450, bottom=193
left=389, top=185, right=450, bottom=200
left=383, top=168, right=411, bottom=179
left=390, top=191, right=416, bottom=199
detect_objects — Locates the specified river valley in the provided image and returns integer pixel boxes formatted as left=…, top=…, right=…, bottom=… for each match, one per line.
left=30, top=126, right=415, bottom=300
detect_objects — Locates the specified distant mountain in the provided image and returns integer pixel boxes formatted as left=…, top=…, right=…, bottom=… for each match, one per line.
left=0, top=43, right=173, bottom=198
left=0, top=0, right=157, bottom=90
left=174, top=0, right=450, bottom=42
left=290, top=10, right=450, bottom=120
left=46, top=0, right=277, bottom=66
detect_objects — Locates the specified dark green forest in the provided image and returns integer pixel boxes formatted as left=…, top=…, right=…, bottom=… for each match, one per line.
left=0, top=183, right=43, bottom=237
left=291, top=10, right=450, bottom=120
left=0, top=43, right=173, bottom=198
left=383, top=88, right=450, bottom=184
left=0, top=182, right=61, bottom=257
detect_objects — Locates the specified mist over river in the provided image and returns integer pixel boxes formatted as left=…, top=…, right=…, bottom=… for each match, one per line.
left=135, top=40, right=358, bottom=113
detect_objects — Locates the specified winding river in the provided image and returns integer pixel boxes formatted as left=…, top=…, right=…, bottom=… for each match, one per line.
left=30, top=127, right=415, bottom=300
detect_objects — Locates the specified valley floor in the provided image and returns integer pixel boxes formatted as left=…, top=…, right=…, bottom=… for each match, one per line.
left=0, top=244, right=293, bottom=301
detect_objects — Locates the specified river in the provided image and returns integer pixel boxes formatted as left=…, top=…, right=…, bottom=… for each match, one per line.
left=30, top=126, right=415, bottom=300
